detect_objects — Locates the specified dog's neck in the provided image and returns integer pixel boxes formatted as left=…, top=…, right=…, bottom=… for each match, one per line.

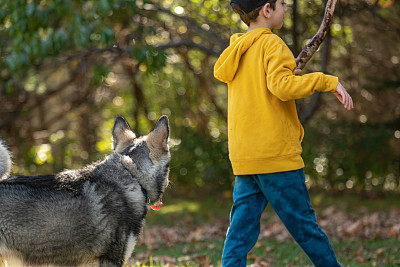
left=101, top=153, right=159, bottom=203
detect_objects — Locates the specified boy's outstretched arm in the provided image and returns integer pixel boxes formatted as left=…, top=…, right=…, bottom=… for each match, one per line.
left=334, top=82, right=354, bottom=110
left=295, top=69, right=354, bottom=111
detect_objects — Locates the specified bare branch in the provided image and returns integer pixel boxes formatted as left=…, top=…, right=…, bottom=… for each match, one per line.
left=295, top=0, right=337, bottom=69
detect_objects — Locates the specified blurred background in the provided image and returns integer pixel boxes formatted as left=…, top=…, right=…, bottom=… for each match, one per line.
left=1, top=0, right=400, bottom=265
left=1, top=0, right=398, bottom=195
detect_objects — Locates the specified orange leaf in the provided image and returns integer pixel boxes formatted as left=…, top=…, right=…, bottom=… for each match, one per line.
left=372, top=0, right=395, bottom=8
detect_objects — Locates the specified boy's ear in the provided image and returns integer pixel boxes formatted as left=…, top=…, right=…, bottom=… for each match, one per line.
left=261, top=3, right=272, bottom=18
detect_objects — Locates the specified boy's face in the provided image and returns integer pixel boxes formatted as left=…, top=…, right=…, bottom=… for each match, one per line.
left=269, top=0, right=287, bottom=29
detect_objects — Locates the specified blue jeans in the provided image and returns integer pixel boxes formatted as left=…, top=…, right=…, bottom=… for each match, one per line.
left=222, top=169, right=341, bottom=267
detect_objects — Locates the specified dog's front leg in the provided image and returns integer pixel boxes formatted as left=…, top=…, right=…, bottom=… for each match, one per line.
left=98, top=258, right=123, bottom=267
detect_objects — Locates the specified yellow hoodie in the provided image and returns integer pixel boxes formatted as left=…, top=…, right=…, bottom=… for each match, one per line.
left=214, top=28, right=338, bottom=175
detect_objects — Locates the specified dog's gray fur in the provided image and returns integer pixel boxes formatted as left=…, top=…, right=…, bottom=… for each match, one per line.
left=0, top=139, right=11, bottom=180
left=0, top=115, right=170, bottom=267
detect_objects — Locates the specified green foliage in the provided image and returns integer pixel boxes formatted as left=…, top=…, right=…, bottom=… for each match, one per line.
left=132, top=45, right=167, bottom=73
left=92, top=64, right=111, bottom=85
left=0, top=0, right=163, bottom=74
left=303, top=120, right=398, bottom=192
left=169, top=128, right=232, bottom=188
left=1, top=1, right=96, bottom=70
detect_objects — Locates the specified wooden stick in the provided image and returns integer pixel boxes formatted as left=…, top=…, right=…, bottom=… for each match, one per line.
left=295, top=0, right=337, bottom=69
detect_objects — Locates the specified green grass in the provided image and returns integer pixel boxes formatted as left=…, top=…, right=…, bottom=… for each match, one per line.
left=132, top=240, right=225, bottom=266
left=309, top=190, right=400, bottom=214
left=144, top=188, right=233, bottom=226
left=131, top=238, right=400, bottom=266
left=146, top=189, right=400, bottom=226
left=128, top=189, right=400, bottom=266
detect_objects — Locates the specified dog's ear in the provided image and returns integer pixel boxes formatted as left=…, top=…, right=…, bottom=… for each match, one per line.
left=112, top=116, right=136, bottom=153
left=147, top=115, right=169, bottom=151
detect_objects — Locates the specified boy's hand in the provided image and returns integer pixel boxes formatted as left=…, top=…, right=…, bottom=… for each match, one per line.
left=334, top=83, right=354, bottom=110
left=294, top=68, right=302, bottom=75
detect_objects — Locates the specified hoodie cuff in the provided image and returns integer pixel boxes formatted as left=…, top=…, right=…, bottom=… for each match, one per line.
left=323, top=75, right=339, bottom=93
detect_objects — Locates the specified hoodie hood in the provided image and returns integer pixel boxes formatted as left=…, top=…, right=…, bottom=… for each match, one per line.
left=214, top=28, right=272, bottom=83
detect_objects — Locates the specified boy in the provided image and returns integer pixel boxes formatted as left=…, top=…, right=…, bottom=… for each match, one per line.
left=214, top=0, right=353, bottom=266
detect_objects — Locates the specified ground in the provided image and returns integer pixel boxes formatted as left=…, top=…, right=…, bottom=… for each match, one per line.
left=127, top=190, right=400, bottom=267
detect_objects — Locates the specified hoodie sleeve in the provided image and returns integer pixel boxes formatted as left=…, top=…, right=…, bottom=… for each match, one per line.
left=264, top=39, right=338, bottom=101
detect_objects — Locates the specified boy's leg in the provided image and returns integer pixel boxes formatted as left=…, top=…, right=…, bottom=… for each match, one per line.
left=255, top=169, right=341, bottom=267
left=222, top=175, right=268, bottom=267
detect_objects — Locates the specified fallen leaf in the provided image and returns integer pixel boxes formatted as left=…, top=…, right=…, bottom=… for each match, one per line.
left=376, top=248, right=385, bottom=258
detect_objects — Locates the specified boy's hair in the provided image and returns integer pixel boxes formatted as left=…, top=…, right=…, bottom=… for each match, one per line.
left=231, top=0, right=277, bottom=26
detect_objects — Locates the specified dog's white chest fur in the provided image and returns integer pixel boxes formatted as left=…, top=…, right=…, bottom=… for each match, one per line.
left=124, top=233, right=137, bottom=263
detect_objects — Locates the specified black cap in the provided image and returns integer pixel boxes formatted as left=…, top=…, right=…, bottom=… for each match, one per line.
left=230, top=0, right=269, bottom=13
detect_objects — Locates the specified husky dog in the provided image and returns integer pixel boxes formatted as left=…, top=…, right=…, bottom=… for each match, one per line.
left=0, top=115, right=170, bottom=267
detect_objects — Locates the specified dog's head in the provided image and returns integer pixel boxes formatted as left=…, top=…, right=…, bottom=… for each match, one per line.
left=112, top=115, right=170, bottom=211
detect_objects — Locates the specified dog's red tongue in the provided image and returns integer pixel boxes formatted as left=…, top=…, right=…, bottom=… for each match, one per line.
left=150, top=199, right=163, bottom=211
